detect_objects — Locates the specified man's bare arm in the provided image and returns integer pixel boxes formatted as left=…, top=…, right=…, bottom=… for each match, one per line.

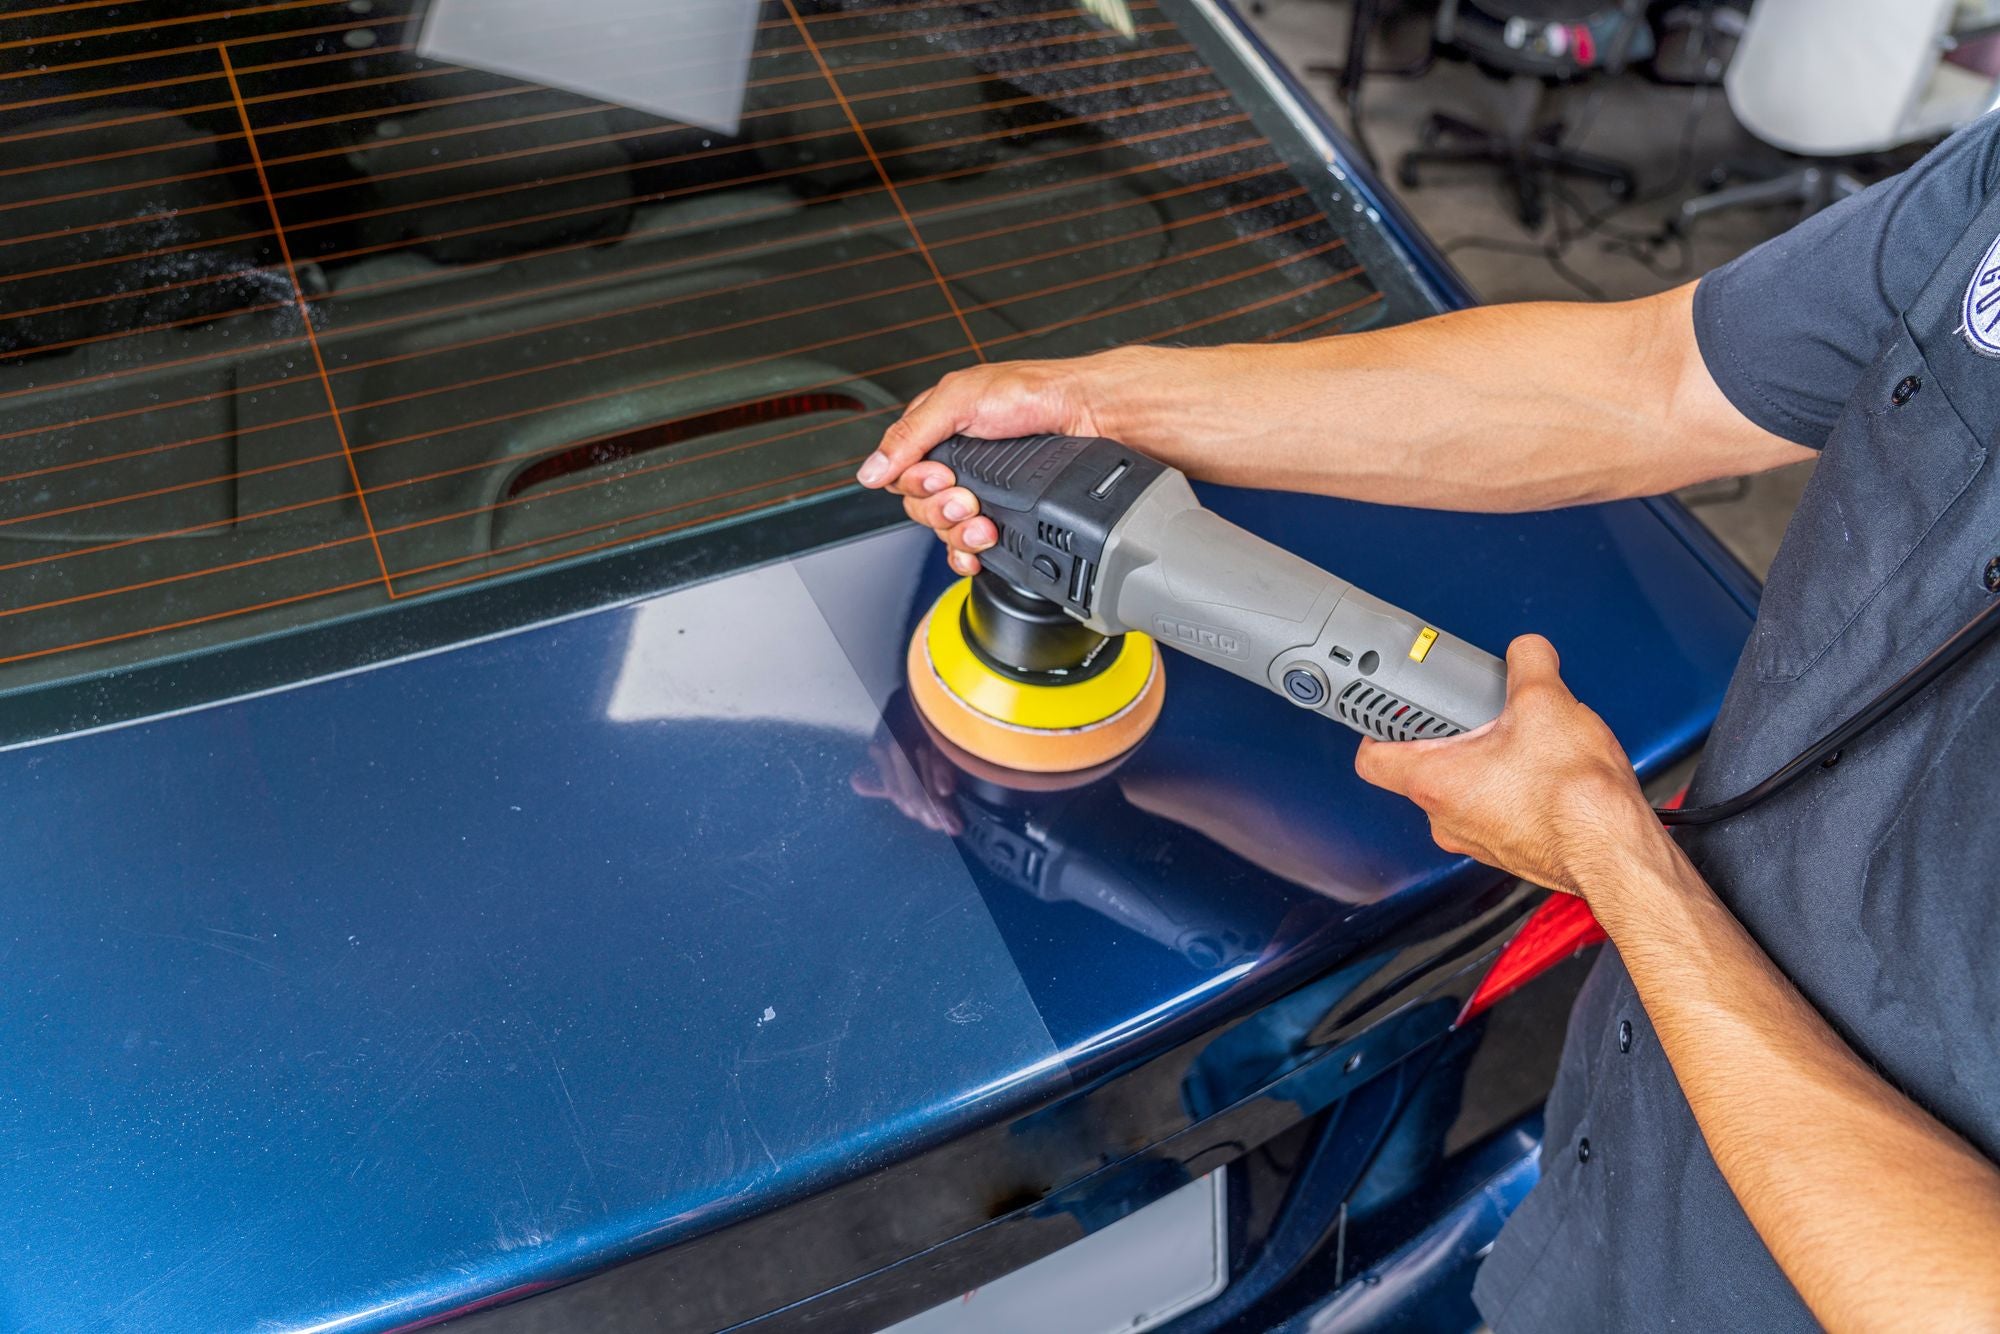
left=1356, top=640, right=2000, bottom=1332
left=1597, top=837, right=2000, bottom=1330
left=857, top=282, right=1812, bottom=571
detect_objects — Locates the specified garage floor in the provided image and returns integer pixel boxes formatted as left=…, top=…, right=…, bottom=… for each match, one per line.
left=1245, top=0, right=1821, bottom=577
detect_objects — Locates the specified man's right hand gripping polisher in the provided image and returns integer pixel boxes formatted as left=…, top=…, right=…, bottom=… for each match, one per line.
left=904, top=434, right=1509, bottom=773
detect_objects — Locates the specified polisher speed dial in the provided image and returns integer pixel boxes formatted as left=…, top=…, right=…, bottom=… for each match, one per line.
left=927, top=434, right=1508, bottom=741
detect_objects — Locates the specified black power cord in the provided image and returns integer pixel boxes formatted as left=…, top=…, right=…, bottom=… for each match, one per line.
left=1657, top=594, right=2000, bottom=826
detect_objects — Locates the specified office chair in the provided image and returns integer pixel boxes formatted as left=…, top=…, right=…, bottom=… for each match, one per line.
left=1675, top=0, right=2000, bottom=231
left=1303, top=0, right=1435, bottom=169
left=1396, top=0, right=1650, bottom=229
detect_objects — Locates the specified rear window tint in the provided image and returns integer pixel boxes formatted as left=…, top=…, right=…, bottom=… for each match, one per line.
left=0, top=0, right=1430, bottom=703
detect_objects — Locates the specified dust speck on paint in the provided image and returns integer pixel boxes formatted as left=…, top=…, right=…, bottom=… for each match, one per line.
left=757, top=1006, right=777, bottom=1028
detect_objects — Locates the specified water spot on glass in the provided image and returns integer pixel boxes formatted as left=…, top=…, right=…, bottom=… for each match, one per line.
left=344, top=27, right=378, bottom=48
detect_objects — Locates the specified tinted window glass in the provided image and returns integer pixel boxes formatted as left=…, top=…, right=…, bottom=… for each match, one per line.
left=0, top=0, right=1430, bottom=701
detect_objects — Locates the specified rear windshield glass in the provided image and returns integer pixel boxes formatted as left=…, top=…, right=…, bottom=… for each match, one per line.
left=0, top=0, right=1432, bottom=703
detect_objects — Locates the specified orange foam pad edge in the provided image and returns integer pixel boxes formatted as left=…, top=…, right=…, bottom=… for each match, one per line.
left=906, top=610, right=1165, bottom=774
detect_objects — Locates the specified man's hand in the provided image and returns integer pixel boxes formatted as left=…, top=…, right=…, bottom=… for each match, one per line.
left=1352, top=635, right=1661, bottom=901
left=1358, top=641, right=2000, bottom=1330
left=854, top=349, right=1162, bottom=576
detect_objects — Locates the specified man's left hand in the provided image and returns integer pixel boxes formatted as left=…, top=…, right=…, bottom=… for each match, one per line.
left=1353, top=635, right=1663, bottom=903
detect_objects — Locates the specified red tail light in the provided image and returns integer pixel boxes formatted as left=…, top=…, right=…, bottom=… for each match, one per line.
left=1453, top=782, right=1685, bottom=1024
left=1457, top=892, right=1607, bottom=1024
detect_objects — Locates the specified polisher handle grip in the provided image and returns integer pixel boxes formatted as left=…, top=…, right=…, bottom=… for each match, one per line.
left=1102, top=470, right=1507, bottom=739
left=927, top=434, right=1167, bottom=618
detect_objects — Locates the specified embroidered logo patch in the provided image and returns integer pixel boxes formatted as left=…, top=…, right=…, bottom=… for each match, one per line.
left=1963, top=231, right=2000, bottom=357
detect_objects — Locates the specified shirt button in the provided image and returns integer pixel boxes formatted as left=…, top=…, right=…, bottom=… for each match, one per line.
left=1985, top=556, right=2000, bottom=594
left=1577, top=1137, right=1592, bottom=1164
left=1891, top=375, right=1922, bottom=406
left=1618, top=1019, right=1633, bottom=1053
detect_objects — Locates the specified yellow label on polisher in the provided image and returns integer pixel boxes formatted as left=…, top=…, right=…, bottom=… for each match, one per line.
left=1409, top=626, right=1439, bottom=663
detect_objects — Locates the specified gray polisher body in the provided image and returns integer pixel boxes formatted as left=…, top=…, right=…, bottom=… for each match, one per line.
left=930, top=434, right=1508, bottom=741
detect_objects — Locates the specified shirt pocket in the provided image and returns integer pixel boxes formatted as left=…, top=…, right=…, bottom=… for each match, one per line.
left=1752, top=316, right=1989, bottom=683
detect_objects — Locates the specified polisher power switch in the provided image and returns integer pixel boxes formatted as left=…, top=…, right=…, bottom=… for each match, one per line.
left=927, top=434, right=1509, bottom=741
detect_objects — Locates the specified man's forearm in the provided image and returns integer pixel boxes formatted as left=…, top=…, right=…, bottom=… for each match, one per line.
left=1106, top=283, right=1809, bottom=511
left=1591, top=835, right=2000, bottom=1329
left=862, top=283, right=1816, bottom=568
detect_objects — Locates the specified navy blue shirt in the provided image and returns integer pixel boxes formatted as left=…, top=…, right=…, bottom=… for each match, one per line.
left=1475, top=114, right=2000, bottom=1329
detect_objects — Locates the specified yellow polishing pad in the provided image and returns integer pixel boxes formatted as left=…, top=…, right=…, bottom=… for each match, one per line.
left=907, top=579, right=1165, bottom=773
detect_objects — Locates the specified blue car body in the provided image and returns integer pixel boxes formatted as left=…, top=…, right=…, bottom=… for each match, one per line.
left=0, top=2, right=1756, bottom=1329
left=1, top=498, right=1751, bottom=1333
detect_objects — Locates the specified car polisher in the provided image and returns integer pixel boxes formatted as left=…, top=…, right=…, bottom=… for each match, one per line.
left=905, top=434, right=1508, bottom=773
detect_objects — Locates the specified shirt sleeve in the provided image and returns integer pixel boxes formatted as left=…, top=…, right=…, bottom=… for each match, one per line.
left=1693, top=112, right=2000, bottom=448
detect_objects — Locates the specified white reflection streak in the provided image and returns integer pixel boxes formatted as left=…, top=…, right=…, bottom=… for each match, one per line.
left=282, top=1298, right=408, bottom=1334
left=606, top=564, right=881, bottom=734
left=417, top=0, right=758, bottom=136
left=946, top=961, right=1258, bottom=1112
left=1079, top=0, right=1137, bottom=38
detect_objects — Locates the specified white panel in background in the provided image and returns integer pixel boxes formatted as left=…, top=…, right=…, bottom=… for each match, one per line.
left=417, top=0, right=758, bottom=136
left=882, top=1169, right=1228, bottom=1334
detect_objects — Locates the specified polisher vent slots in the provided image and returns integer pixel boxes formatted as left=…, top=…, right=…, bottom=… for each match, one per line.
left=905, top=434, right=1509, bottom=774
left=1334, top=682, right=1462, bottom=742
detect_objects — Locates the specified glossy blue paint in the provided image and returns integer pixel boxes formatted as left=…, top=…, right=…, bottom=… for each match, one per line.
left=0, top=476, right=1749, bottom=1331
left=0, top=561, right=1064, bottom=1334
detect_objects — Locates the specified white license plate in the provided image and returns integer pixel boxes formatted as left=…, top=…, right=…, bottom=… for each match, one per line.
left=882, top=1168, right=1228, bottom=1334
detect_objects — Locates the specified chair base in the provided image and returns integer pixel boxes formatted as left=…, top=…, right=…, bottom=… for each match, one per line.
left=1396, top=111, right=1636, bottom=230
left=1671, top=163, right=1866, bottom=233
